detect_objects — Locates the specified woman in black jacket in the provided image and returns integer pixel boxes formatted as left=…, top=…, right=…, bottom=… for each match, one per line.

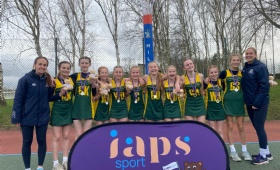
left=11, top=56, right=56, bottom=170
left=241, top=47, right=273, bottom=165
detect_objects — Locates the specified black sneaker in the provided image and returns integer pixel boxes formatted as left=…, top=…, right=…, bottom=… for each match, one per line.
left=251, top=154, right=269, bottom=165
left=252, top=153, right=273, bottom=161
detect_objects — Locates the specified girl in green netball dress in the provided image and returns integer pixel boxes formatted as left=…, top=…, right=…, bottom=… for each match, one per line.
left=181, top=59, right=206, bottom=123
left=109, top=66, right=129, bottom=122
left=220, top=54, right=252, bottom=161
left=127, top=66, right=145, bottom=121
left=49, top=61, right=74, bottom=170
left=162, top=65, right=182, bottom=121
left=143, top=62, right=164, bottom=122
left=93, top=66, right=111, bottom=126
left=204, top=65, right=226, bottom=139
left=70, top=57, right=97, bottom=140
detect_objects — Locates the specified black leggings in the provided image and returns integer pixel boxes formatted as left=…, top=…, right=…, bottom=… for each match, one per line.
left=21, top=125, right=48, bottom=168
left=246, top=104, right=268, bottom=149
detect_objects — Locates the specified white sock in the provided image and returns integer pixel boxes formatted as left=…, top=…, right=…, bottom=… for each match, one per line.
left=25, top=168, right=31, bottom=170
left=260, top=148, right=267, bottom=158
left=53, top=160, right=59, bottom=167
left=241, top=145, right=247, bottom=152
left=230, top=145, right=236, bottom=152
left=266, top=145, right=270, bottom=154
left=63, top=157, right=68, bottom=163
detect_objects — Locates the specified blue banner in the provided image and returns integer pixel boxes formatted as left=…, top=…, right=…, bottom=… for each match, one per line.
left=144, top=24, right=154, bottom=74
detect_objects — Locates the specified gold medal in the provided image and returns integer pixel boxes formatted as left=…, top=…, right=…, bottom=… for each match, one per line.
left=134, top=100, right=138, bottom=104
left=193, top=94, right=197, bottom=97
left=216, top=99, right=220, bottom=103
left=117, top=99, right=120, bottom=103
left=153, top=95, right=157, bottom=98
left=234, top=88, right=238, bottom=92
left=80, top=91, right=85, bottom=95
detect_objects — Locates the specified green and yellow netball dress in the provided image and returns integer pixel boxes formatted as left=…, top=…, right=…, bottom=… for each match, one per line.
left=144, top=75, right=164, bottom=121
left=94, top=92, right=110, bottom=121
left=50, top=77, right=74, bottom=126
left=72, top=72, right=94, bottom=119
left=205, top=79, right=226, bottom=121
left=109, top=79, right=128, bottom=119
left=184, top=73, right=206, bottom=117
left=163, top=79, right=181, bottom=119
left=128, top=81, right=144, bottom=120
left=223, top=69, right=245, bottom=116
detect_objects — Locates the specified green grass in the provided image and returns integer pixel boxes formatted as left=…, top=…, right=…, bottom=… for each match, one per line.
left=267, top=79, right=280, bottom=120
left=1, top=79, right=280, bottom=127
left=0, top=99, right=13, bottom=128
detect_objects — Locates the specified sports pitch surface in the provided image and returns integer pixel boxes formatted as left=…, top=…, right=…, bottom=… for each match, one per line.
left=1, top=120, right=280, bottom=170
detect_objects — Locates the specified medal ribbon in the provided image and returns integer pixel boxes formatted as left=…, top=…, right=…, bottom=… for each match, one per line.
left=81, top=72, right=89, bottom=91
left=133, top=79, right=140, bottom=100
left=150, top=76, right=157, bottom=95
left=210, top=80, right=220, bottom=101
left=58, top=76, right=65, bottom=85
left=114, top=78, right=121, bottom=100
left=229, top=69, right=238, bottom=88
left=168, top=79, right=174, bottom=100
left=187, top=73, right=196, bottom=95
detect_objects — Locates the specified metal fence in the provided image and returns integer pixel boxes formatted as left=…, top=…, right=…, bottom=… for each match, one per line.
left=1, top=38, right=280, bottom=127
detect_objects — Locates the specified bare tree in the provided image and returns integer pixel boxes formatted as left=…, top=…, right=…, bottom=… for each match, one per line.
left=95, top=0, right=121, bottom=66
left=251, top=0, right=280, bottom=29
left=41, top=0, right=95, bottom=72
left=5, top=0, right=43, bottom=57
left=0, top=63, right=7, bottom=106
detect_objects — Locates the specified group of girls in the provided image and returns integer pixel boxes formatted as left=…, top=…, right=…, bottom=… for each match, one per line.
left=49, top=47, right=272, bottom=169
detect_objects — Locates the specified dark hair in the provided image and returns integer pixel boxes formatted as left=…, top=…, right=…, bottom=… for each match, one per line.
left=33, top=56, right=52, bottom=86
left=79, top=56, right=91, bottom=64
left=57, top=61, right=71, bottom=77
left=34, top=56, right=49, bottom=66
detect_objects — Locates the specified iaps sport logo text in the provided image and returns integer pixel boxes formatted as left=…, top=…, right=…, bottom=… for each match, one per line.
left=109, top=129, right=191, bottom=170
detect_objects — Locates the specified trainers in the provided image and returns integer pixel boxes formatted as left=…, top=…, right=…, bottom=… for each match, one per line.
left=62, top=161, right=68, bottom=170
left=230, top=152, right=241, bottom=162
left=37, top=167, right=44, bottom=170
left=53, top=163, right=64, bottom=170
left=242, top=151, right=252, bottom=161
left=251, top=154, right=269, bottom=165
left=252, top=153, right=273, bottom=161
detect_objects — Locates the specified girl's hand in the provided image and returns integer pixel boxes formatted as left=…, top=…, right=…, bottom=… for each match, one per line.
left=59, top=88, right=67, bottom=96
left=92, top=94, right=100, bottom=101
left=204, top=77, right=209, bottom=84
left=50, top=77, right=56, bottom=88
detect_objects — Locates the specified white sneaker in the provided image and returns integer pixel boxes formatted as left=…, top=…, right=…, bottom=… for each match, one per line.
left=53, top=164, right=64, bottom=170
left=62, top=161, right=68, bottom=170
left=230, top=152, right=242, bottom=162
left=242, top=151, right=252, bottom=161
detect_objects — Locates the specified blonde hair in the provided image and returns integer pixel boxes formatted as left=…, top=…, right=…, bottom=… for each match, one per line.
left=229, top=53, right=242, bottom=62
left=207, top=65, right=219, bottom=76
left=167, top=65, right=176, bottom=71
left=246, top=47, right=257, bottom=55
left=130, top=65, right=140, bottom=73
left=148, top=61, right=158, bottom=69
left=97, top=66, right=109, bottom=83
left=113, top=65, right=123, bottom=72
